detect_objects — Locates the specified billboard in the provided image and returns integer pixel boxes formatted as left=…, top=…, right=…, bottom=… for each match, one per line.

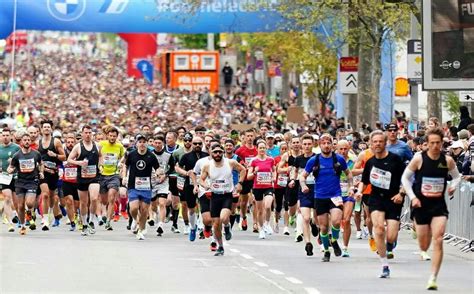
left=422, top=0, right=474, bottom=90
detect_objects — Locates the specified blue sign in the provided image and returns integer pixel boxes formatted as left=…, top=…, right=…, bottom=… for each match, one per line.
left=136, top=60, right=153, bottom=84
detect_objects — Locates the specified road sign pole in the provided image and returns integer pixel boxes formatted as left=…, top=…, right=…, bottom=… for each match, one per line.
left=409, top=13, right=420, bottom=121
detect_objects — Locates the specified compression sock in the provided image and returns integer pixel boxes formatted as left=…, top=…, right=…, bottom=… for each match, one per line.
left=230, top=214, right=236, bottom=228
left=331, top=225, right=340, bottom=242
left=320, top=233, right=330, bottom=251
left=189, top=212, right=196, bottom=229
left=172, top=209, right=179, bottom=226
left=386, top=242, right=394, bottom=252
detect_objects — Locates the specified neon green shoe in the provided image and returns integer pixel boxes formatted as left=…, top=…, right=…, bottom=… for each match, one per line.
left=289, top=215, right=296, bottom=227
left=426, top=277, right=438, bottom=290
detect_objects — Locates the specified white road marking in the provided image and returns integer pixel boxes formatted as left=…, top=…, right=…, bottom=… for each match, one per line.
left=285, top=277, right=303, bottom=284
left=229, top=248, right=240, bottom=253
left=240, top=253, right=254, bottom=260
left=254, top=261, right=268, bottom=267
left=268, top=269, right=284, bottom=275
left=305, top=287, right=321, bottom=294
left=235, top=262, right=291, bottom=293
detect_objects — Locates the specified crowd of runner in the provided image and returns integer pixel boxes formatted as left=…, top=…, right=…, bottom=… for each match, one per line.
left=1, top=117, right=473, bottom=291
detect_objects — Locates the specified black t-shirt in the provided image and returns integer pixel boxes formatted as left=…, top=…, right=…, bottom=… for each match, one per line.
left=11, top=149, right=42, bottom=187
left=362, top=152, right=405, bottom=198
left=126, top=149, right=159, bottom=190
left=179, top=151, right=209, bottom=185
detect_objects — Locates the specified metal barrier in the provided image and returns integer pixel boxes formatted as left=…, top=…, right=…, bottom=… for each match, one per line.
left=400, top=181, right=474, bottom=253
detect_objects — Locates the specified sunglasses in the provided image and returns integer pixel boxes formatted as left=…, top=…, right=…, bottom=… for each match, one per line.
left=388, top=129, right=397, bottom=133
left=193, top=142, right=203, bottom=146
left=212, top=150, right=223, bottom=154
left=184, top=139, right=192, bottom=142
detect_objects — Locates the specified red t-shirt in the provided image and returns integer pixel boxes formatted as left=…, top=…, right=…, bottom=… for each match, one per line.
left=251, top=157, right=275, bottom=189
left=236, top=145, right=258, bottom=180
left=273, top=156, right=288, bottom=189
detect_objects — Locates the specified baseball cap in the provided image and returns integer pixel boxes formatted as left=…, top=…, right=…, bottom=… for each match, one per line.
left=449, top=140, right=464, bottom=149
left=266, top=132, right=275, bottom=139
left=135, top=134, right=147, bottom=142
left=183, top=132, right=193, bottom=141
left=458, top=129, right=469, bottom=140
left=122, top=138, right=130, bottom=146
left=52, top=130, right=62, bottom=138
left=386, top=123, right=398, bottom=131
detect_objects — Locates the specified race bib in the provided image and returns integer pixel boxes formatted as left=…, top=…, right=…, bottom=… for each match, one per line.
left=421, top=177, right=445, bottom=198
left=0, top=172, right=13, bottom=185
left=306, top=174, right=315, bottom=185
left=135, top=177, right=151, bottom=190
left=245, top=157, right=255, bottom=166
left=81, top=165, right=97, bottom=178
left=340, top=182, right=349, bottom=196
left=19, top=158, right=35, bottom=173
left=211, top=179, right=231, bottom=194
left=277, top=174, right=288, bottom=187
left=103, top=153, right=118, bottom=166
left=43, top=161, right=57, bottom=170
left=177, top=176, right=185, bottom=190
left=331, top=196, right=343, bottom=206
left=64, top=167, right=78, bottom=181
left=369, top=167, right=391, bottom=190
left=256, top=172, right=272, bottom=185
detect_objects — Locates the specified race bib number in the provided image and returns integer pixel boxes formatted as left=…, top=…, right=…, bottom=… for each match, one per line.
left=81, top=165, right=97, bottom=178
left=43, top=161, right=57, bottom=170
left=0, top=172, right=13, bottom=185
left=421, top=177, right=445, bottom=198
left=306, top=174, right=315, bottom=185
left=256, top=172, right=272, bottom=185
left=277, top=174, right=288, bottom=187
left=19, top=159, right=35, bottom=173
left=64, top=167, right=78, bottom=181
left=245, top=157, right=255, bottom=166
left=369, top=167, right=391, bottom=190
left=135, top=177, right=151, bottom=190
left=103, top=153, right=118, bottom=166
left=340, top=182, right=349, bottom=196
left=211, top=179, right=231, bottom=194
left=177, top=176, right=185, bottom=191
left=331, top=196, right=343, bottom=206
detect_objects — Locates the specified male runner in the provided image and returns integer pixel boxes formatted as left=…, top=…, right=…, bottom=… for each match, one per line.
left=61, top=133, right=80, bottom=231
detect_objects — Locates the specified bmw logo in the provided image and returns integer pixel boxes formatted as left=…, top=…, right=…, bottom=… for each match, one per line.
left=47, top=0, right=86, bottom=22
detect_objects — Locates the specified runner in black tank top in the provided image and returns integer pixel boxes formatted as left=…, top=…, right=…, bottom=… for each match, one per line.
left=401, top=127, right=461, bottom=290
left=77, top=141, right=99, bottom=186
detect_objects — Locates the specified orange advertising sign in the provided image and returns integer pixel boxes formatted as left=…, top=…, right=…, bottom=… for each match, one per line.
left=173, top=72, right=218, bottom=91
left=340, top=57, right=359, bottom=72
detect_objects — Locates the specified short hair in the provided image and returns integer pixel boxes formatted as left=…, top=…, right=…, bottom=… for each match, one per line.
left=82, top=125, right=92, bottom=131
left=106, top=126, right=119, bottom=135
left=166, top=131, right=177, bottom=139
left=245, top=128, right=256, bottom=134
left=154, top=135, right=165, bottom=142
left=21, top=133, right=30, bottom=139
left=369, top=130, right=387, bottom=142
left=2, top=128, right=11, bottom=133
left=256, top=140, right=267, bottom=148
left=224, top=139, right=234, bottom=145
left=301, top=134, right=314, bottom=142
left=425, top=127, right=444, bottom=141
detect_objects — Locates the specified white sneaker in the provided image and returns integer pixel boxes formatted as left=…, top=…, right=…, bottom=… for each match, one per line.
left=131, top=220, right=138, bottom=234
left=420, top=251, right=431, bottom=261
left=136, top=230, right=145, bottom=240
left=142, top=228, right=148, bottom=236
left=283, top=226, right=290, bottom=235
left=319, top=243, right=325, bottom=252
left=258, top=230, right=266, bottom=239
left=356, top=231, right=362, bottom=239
left=362, top=227, right=369, bottom=239
left=265, top=224, right=273, bottom=235
left=184, top=225, right=190, bottom=235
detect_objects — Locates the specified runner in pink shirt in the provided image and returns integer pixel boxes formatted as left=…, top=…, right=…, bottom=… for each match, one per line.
left=248, top=140, right=276, bottom=239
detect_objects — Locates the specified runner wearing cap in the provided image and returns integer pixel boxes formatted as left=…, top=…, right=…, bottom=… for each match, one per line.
left=386, top=123, right=413, bottom=163
left=200, top=143, right=246, bottom=255
left=266, top=132, right=280, bottom=157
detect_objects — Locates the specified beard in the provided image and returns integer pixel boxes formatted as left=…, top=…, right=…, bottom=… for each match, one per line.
left=213, top=155, right=223, bottom=162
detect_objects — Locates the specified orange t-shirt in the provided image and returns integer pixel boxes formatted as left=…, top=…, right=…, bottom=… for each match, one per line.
left=361, top=149, right=374, bottom=195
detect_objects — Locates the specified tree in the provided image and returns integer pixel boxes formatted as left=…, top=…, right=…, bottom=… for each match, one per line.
left=175, top=34, right=219, bottom=50
left=237, top=32, right=338, bottom=114
left=443, top=91, right=461, bottom=125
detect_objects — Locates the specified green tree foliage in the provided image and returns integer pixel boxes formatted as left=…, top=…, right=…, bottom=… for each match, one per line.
left=175, top=34, right=218, bottom=50
left=443, top=91, right=461, bottom=125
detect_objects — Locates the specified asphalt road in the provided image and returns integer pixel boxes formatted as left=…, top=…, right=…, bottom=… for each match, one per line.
left=1, top=216, right=473, bottom=294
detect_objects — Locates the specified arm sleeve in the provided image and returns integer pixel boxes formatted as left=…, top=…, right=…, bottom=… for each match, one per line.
left=448, top=167, right=462, bottom=188
left=401, top=168, right=417, bottom=200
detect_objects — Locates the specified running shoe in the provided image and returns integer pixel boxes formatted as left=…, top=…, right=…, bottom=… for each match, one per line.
left=60, top=205, right=67, bottom=217
left=98, top=218, right=104, bottom=226
left=136, top=230, right=145, bottom=240
left=78, top=223, right=83, bottom=231
left=3, top=215, right=8, bottom=224
left=29, top=221, right=36, bottom=231
left=42, top=223, right=50, bottom=231
left=105, top=221, right=113, bottom=231
left=387, top=251, right=394, bottom=259
left=184, top=225, right=190, bottom=235
left=264, top=224, right=273, bottom=235
left=12, top=215, right=19, bottom=224
left=426, top=276, right=438, bottom=290
left=8, top=224, right=14, bottom=232
left=113, top=214, right=120, bottom=222
left=25, top=211, right=32, bottom=223
left=369, top=237, right=377, bottom=252
left=88, top=222, right=96, bottom=234
left=171, top=224, right=180, bottom=234
left=295, top=234, right=303, bottom=242
left=52, top=218, right=60, bottom=227
left=283, top=226, right=290, bottom=236
left=189, top=226, right=197, bottom=242
left=19, top=226, right=26, bottom=235
left=156, top=226, right=164, bottom=237
left=322, top=251, right=330, bottom=262
left=235, top=214, right=240, bottom=224
left=258, top=230, right=266, bottom=239
left=379, top=266, right=390, bottom=278
left=362, top=227, right=369, bottom=239
left=69, top=222, right=76, bottom=232
left=224, top=225, right=232, bottom=241
left=121, top=211, right=128, bottom=220
left=310, top=222, right=319, bottom=237
left=199, top=229, right=205, bottom=239
left=342, top=249, right=350, bottom=257
left=289, top=215, right=296, bottom=227
left=131, top=220, right=138, bottom=234
left=203, top=228, right=212, bottom=238
left=420, top=251, right=431, bottom=261
left=210, top=241, right=218, bottom=251
left=356, top=231, right=362, bottom=239
left=305, top=242, right=314, bottom=256
left=331, top=240, right=342, bottom=256
left=214, top=246, right=224, bottom=256
left=252, top=223, right=258, bottom=233
left=147, top=219, right=155, bottom=227
left=241, top=218, right=248, bottom=231
left=81, top=225, right=89, bottom=236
